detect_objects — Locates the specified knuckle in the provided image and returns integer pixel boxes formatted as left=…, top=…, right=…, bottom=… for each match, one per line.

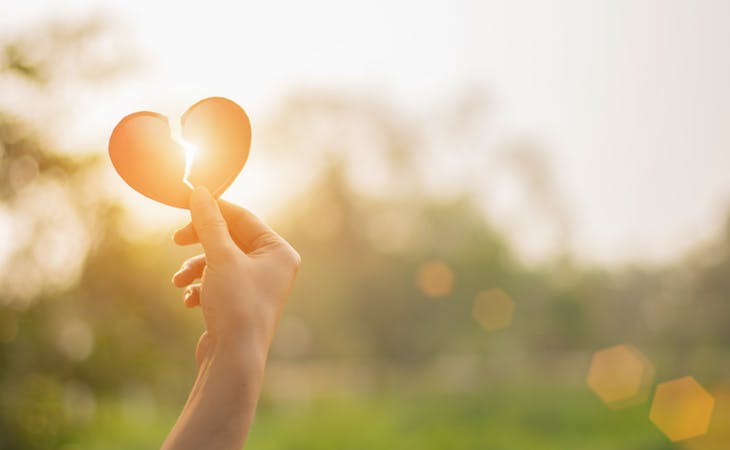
left=282, top=245, right=302, bottom=272
left=250, top=232, right=282, bottom=251
left=290, top=248, right=302, bottom=268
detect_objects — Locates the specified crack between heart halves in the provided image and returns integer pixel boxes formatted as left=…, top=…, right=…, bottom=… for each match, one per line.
left=172, top=135, right=199, bottom=190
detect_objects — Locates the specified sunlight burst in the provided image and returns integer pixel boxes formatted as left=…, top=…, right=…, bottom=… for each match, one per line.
left=180, top=139, right=199, bottom=189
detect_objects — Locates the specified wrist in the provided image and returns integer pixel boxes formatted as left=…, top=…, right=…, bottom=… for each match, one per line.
left=209, top=330, right=269, bottom=378
left=215, top=306, right=279, bottom=357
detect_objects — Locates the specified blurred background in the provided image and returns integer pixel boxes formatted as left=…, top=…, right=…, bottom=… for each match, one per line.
left=1, top=1, right=730, bottom=449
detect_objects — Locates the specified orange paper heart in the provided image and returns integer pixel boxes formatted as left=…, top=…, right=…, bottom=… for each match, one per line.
left=108, top=97, right=251, bottom=208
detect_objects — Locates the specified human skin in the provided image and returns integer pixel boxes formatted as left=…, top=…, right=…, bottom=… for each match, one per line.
left=161, top=186, right=301, bottom=450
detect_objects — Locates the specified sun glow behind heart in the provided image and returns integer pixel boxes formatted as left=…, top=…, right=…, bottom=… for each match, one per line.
left=178, top=138, right=199, bottom=189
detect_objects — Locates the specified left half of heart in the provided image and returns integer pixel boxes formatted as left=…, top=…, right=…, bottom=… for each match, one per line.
left=108, top=97, right=251, bottom=208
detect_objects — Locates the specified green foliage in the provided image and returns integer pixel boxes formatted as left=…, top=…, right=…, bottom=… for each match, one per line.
left=57, top=388, right=678, bottom=450
left=1, top=19, right=729, bottom=449
left=249, top=389, right=674, bottom=450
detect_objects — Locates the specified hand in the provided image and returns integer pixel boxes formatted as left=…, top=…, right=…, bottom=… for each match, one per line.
left=162, top=187, right=300, bottom=450
left=171, top=186, right=301, bottom=364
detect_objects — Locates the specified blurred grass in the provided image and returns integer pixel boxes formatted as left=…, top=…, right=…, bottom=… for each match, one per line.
left=3, top=19, right=729, bottom=450
left=59, top=401, right=172, bottom=450
left=65, top=386, right=677, bottom=450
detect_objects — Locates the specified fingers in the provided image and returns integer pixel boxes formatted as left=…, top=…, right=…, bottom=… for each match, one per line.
left=171, top=254, right=206, bottom=287
left=172, top=255, right=202, bottom=308
left=173, top=223, right=197, bottom=245
left=183, top=283, right=201, bottom=308
left=218, top=200, right=283, bottom=253
left=189, top=186, right=236, bottom=260
left=174, top=200, right=283, bottom=253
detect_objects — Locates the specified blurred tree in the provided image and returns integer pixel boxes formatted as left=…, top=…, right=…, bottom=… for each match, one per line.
left=0, top=18, right=196, bottom=449
left=1, top=15, right=729, bottom=450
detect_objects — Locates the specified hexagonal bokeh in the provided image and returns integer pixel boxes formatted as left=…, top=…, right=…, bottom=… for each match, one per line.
left=416, top=259, right=454, bottom=298
left=684, top=385, right=730, bottom=450
left=650, top=376, right=715, bottom=442
left=586, top=344, right=655, bottom=409
left=472, top=288, right=514, bottom=332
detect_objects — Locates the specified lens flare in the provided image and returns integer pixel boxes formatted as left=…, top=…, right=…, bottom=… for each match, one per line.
left=586, top=344, right=655, bottom=410
left=416, top=259, right=454, bottom=298
left=649, top=376, right=715, bottom=442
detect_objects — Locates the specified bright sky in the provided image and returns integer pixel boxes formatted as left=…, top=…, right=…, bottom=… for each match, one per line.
left=3, top=0, right=730, bottom=264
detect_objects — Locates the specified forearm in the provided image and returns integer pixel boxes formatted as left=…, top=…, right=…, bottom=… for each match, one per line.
left=165, top=188, right=299, bottom=449
left=162, top=339, right=266, bottom=450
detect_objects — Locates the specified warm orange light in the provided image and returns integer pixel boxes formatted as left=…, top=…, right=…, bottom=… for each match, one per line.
left=649, top=376, right=715, bottom=442
left=108, top=97, right=251, bottom=208
left=416, top=259, right=454, bottom=298
left=179, top=138, right=200, bottom=189
left=472, top=288, right=514, bottom=332
left=586, top=344, right=654, bottom=409
left=684, top=385, right=730, bottom=450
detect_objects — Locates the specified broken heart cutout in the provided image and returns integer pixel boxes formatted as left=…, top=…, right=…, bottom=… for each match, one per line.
left=108, top=97, right=251, bottom=208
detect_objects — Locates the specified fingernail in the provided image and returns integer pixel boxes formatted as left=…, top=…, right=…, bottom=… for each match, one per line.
left=184, top=288, right=193, bottom=300
left=190, top=186, right=212, bottom=210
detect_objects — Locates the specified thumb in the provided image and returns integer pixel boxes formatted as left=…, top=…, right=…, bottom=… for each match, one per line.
left=189, top=186, right=234, bottom=260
